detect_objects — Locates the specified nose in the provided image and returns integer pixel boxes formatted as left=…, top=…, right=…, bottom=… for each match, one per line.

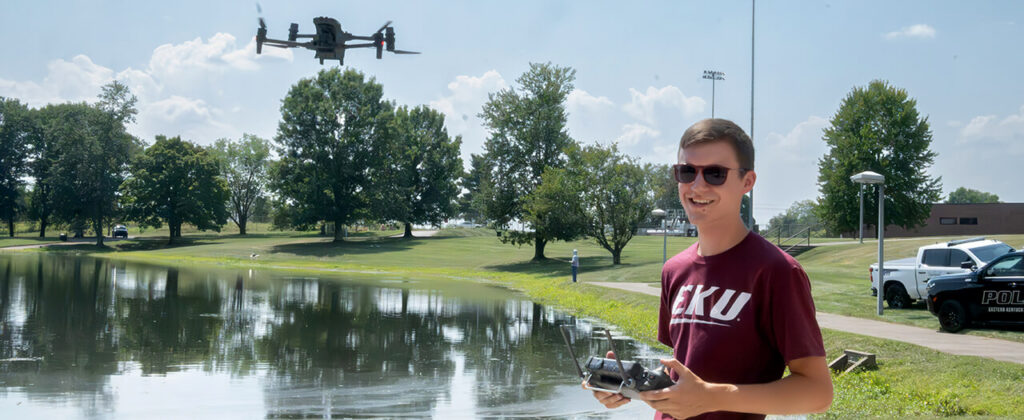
left=690, top=169, right=712, bottom=192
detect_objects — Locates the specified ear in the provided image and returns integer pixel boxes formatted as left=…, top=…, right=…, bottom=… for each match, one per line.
left=742, top=170, right=756, bottom=193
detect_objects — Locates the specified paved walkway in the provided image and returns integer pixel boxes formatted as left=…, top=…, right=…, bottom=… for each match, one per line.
left=590, top=281, right=1024, bottom=365
left=388, top=230, right=441, bottom=238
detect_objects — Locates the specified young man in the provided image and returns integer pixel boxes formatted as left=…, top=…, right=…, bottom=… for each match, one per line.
left=590, top=119, right=833, bottom=419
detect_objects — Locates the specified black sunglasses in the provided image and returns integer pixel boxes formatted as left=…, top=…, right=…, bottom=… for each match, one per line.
left=672, top=164, right=747, bottom=186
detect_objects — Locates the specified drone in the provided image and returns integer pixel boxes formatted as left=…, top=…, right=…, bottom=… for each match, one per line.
left=256, top=12, right=419, bottom=65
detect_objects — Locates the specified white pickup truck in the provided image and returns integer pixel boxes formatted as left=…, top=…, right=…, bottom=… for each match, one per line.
left=870, top=237, right=1015, bottom=308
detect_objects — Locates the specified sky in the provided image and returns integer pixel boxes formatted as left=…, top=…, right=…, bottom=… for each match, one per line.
left=2, top=0, right=1023, bottom=224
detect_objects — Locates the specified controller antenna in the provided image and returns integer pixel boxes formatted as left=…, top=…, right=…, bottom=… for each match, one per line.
left=604, top=329, right=629, bottom=384
left=559, top=325, right=585, bottom=379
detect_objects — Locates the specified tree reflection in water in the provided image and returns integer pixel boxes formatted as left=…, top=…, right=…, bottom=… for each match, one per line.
left=0, top=253, right=659, bottom=418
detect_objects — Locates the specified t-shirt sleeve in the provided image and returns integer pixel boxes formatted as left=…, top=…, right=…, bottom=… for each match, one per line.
left=657, top=266, right=672, bottom=348
left=768, top=264, right=826, bottom=363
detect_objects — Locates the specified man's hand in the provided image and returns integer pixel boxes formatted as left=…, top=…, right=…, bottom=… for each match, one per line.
left=586, top=351, right=631, bottom=409
left=639, top=358, right=717, bottom=419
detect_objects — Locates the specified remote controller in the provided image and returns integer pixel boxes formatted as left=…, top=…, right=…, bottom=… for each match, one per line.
left=560, top=326, right=675, bottom=399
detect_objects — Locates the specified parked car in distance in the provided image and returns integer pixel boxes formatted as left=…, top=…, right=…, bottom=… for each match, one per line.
left=869, top=237, right=1015, bottom=309
left=926, top=251, right=1024, bottom=332
left=113, top=224, right=128, bottom=239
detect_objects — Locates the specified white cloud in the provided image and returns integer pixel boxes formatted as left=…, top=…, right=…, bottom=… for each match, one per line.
left=0, top=55, right=113, bottom=106
left=224, top=36, right=295, bottom=70
left=622, top=86, right=705, bottom=125
left=566, top=88, right=620, bottom=146
left=927, top=105, right=1024, bottom=205
left=755, top=116, right=830, bottom=221
left=958, top=105, right=1024, bottom=150
left=429, top=70, right=508, bottom=165
left=136, top=95, right=234, bottom=142
left=764, top=115, right=829, bottom=156
left=567, top=88, right=614, bottom=112
left=884, top=24, right=936, bottom=40
left=0, top=32, right=292, bottom=144
left=616, top=123, right=661, bottom=146
left=148, top=33, right=289, bottom=78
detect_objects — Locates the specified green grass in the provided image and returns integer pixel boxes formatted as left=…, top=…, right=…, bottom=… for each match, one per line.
left=0, top=236, right=63, bottom=248
left=6, top=229, right=1024, bottom=417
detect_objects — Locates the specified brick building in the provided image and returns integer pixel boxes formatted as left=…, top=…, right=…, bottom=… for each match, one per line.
left=884, top=203, right=1024, bottom=237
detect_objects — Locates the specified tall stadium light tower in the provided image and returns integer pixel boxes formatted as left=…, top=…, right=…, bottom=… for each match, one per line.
left=702, top=70, right=725, bottom=118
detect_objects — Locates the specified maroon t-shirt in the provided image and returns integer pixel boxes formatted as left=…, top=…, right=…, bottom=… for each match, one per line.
left=656, top=232, right=825, bottom=420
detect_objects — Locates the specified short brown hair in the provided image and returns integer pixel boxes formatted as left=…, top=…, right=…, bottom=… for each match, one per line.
left=678, top=118, right=754, bottom=171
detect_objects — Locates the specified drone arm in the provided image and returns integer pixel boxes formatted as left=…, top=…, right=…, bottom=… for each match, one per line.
left=345, top=42, right=378, bottom=49
left=261, top=37, right=310, bottom=48
left=349, top=35, right=376, bottom=41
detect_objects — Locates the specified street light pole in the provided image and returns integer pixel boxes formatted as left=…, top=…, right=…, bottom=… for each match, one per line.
left=702, top=70, right=725, bottom=119
left=858, top=184, right=864, bottom=244
left=877, top=184, right=885, bottom=316
left=851, top=171, right=885, bottom=315
left=652, top=209, right=667, bottom=263
left=662, top=218, right=668, bottom=262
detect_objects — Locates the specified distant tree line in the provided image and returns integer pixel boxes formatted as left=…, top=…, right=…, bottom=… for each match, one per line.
left=0, top=69, right=466, bottom=245
left=1, top=65, right=666, bottom=265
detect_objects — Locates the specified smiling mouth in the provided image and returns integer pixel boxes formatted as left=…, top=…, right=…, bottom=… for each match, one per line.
left=689, top=198, right=714, bottom=205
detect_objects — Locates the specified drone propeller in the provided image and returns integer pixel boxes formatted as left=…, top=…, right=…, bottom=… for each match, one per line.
left=375, top=20, right=393, bottom=34
left=391, top=50, right=420, bottom=54
left=256, top=3, right=266, bottom=29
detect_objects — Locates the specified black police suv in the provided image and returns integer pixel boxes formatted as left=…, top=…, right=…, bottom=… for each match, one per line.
left=926, top=251, right=1024, bottom=332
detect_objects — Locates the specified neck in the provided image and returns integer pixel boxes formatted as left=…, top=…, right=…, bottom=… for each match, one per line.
left=695, top=218, right=750, bottom=257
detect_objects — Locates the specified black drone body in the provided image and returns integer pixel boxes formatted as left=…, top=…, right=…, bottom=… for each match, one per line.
left=256, top=16, right=419, bottom=65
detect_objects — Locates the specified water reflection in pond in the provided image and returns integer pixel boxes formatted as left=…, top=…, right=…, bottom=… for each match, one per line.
left=0, top=253, right=662, bottom=418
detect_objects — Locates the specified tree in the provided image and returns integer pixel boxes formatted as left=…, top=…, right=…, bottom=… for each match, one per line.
left=385, top=105, right=463, bottom=238
left=561, top=144, right=654, bottom=265
left=477, top=62, right=577, bottom=260
left=27, top=104, right=62, bottom=238
left=273, top=68, right=393, bottom=241
left=650, top=163, right=680, bottom=212
left=43, top=97, right=138, bottom=246
left=765, top=199, right=821, bottom=238
left=947, top=187, right=999, bottom=204
left=212, top=134, right=272, bottom=235
left=97, top=80, right=138, bottom=125
left=816, top=80, right=942, bottom=234
left=0, top=97, right=33, bottom=237
left=458, top=153, right=489, bottom=224
left=121, top=135, right=229, bottom=244
left=520, top=168, right=586, bottom=255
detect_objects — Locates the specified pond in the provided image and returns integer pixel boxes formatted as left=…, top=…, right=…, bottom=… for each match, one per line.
left=0, top=253, right=664, bottom=419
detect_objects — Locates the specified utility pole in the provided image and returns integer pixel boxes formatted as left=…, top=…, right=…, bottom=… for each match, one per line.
left=748, top=0, right=755, bottom=230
